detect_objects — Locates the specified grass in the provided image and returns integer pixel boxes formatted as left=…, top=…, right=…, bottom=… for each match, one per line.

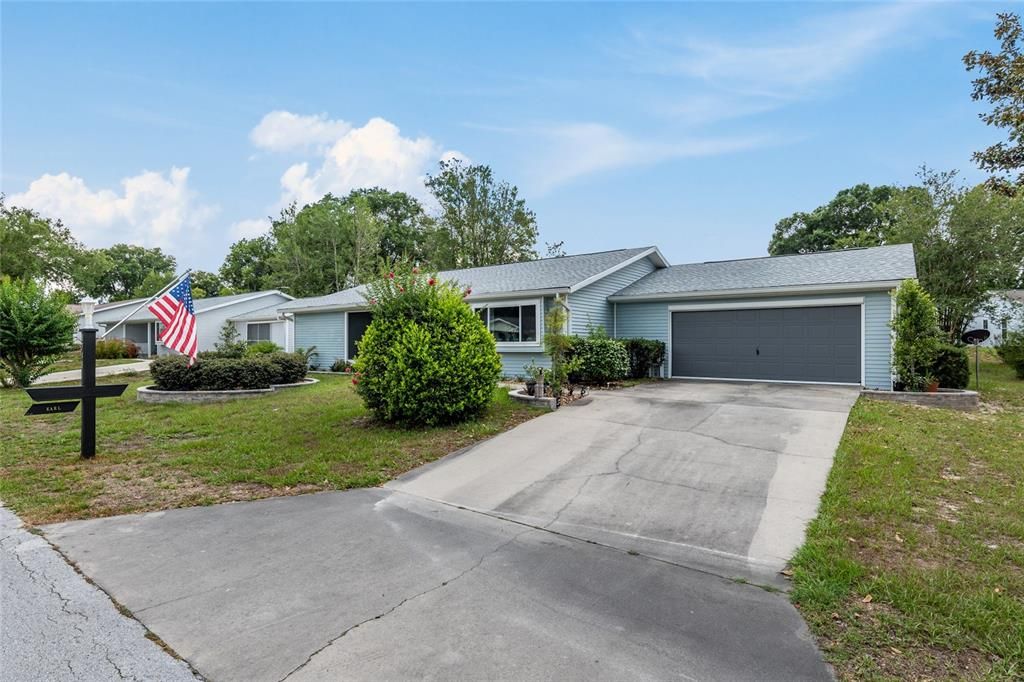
left=790, top=349, right=1024, bottom=681
left=45, top=351, right=144, bottom=374
left=0, top=374, right=542, bottom=525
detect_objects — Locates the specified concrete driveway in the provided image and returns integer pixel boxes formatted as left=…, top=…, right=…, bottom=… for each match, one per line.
left=393, top=380, right=859, bottom=583
left=43, top=380, right=857, bottom=681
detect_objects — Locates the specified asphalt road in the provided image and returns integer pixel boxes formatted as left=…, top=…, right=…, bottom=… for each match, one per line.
left=0, top=506, right=196, bottom=681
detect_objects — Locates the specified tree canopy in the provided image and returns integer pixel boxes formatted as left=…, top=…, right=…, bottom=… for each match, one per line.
left=0, top=196, right=85, bottom=288
left=964, top=12, right=1024, bottom=194
left=81, top=244, right=177, bottom=301
left=424, top=159, right=539, bottom=269
left=268, top=194, right=383, bottom=297
left=767, top=184, right=896, bottom=256
left=219, top=235, right=276, bottom=293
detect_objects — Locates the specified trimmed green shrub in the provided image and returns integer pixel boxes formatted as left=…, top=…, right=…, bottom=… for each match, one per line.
left=622, top=338, right=666, bottom=379
left=892, top=280, right=941, bottom=391
left=95, top=338, right=140, bottom=359
left=997, top=331, right=1024, bottom=379
left=150, top=355, right=275, bottom=391
left=245, top=340, right=282, bottom=355
left=0, top=277, right=76, bottom=387
left=929, top=343, right=970, bottom=389
left=354, top=264, right=501, bottom=426
left=568, top=333, right=629, bottom=385
left=264, top=352, right=308, bottom=384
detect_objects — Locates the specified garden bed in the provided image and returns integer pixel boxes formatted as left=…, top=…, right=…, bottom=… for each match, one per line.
left=137, top=377, right=318, bottom=403
left=862, top=387, right=979, bottom=411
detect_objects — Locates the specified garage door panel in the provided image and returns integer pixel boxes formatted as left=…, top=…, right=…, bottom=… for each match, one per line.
left=671, top=305, right=861, bottom=384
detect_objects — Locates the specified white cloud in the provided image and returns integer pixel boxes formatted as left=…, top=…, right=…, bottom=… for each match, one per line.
left=473, top=122, right=768, bottom=192
left=266, top=116, right=458, bottom=207
left=10, top=167, right=218, bottom=249
left=229, top=217, right=271, bottom=239
left=628, top=3, right=927, bottom=108
left=250, top=111, right=352, bottom=152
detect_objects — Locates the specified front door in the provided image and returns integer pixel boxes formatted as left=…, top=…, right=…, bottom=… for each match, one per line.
left=347, top=312, right=373, bottom=360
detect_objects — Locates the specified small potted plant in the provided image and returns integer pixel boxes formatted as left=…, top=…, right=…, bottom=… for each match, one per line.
left=925, top=375, right=940, bottom=393
left=522, top=361, right=545, bottom=398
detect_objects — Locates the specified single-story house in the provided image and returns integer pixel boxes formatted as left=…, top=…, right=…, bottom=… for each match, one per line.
left=967, top=290, right=1023, bottom=346
left=83, top=290, right=293, bottom=357
left=275, top=243, right=917, bottom=390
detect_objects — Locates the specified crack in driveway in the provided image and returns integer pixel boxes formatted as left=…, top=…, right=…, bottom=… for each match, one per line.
left=278, top=527, right=532, bottom=681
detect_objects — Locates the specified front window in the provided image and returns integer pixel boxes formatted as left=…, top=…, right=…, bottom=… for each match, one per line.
left=476, top=302, right=539, bottom=344
left=247, top=323, right=271, bottom=344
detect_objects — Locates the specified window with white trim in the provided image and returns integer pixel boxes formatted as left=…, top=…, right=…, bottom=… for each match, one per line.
left=246, top=323, right=272, bottom=344
left=475, top=302, right=539, bottom=344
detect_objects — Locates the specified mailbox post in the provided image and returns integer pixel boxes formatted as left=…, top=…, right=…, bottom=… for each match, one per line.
left=24, top=297, right=127, bottom=459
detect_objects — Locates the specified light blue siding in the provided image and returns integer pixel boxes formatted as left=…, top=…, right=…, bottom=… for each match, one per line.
left=568, top=257, right=656, bottom=336
left=498, top=351, right=550, bottom=378
left=862, top=291, right=893, bottom=390
left=294, top=312, right=345, bottom=369
left=614, top=290, right=896, bottom=389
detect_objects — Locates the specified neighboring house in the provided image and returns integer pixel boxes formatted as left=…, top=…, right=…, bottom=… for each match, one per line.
left=276, top=243, right=917, bottom=390
left=967, top=290, right=1024, bottom=346
left=82, top=290, right=294, bottom=357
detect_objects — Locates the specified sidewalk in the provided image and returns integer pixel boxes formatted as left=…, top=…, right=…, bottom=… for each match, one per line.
left=35, top=360, right=152, bottom=385
left=0, top=505, right=196, bottom=681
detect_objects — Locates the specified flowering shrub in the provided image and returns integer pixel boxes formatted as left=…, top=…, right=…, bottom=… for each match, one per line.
left=353, top=264, right=501, bottom=426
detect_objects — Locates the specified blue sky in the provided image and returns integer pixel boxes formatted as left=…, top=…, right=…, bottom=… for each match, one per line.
left=0, top=2, right=1007, bottom=273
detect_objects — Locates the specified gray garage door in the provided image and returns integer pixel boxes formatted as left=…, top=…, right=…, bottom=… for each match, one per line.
left=671, top=305, right=861, bottom=384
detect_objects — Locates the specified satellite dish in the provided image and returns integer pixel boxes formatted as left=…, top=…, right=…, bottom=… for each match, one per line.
left=962, top=329, right=991, bottom=345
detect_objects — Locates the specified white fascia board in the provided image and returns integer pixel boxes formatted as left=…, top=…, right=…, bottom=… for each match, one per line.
left=467, top=288, right=568, bottom=302
left=197, top=291, right=289, bottom=315
left=608, top=279, right=904, bottom=302
left=568, top=248, right=666, bottom=293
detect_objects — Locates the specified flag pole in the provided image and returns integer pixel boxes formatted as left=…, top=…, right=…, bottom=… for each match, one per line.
left=99, top=269, right=192, bottom=339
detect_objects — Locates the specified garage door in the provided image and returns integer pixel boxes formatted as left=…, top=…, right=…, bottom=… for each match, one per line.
left=671, top=305, right=861, bottom=384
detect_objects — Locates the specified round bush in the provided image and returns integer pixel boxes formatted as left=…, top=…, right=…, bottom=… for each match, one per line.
left=930, top=343, right=970, bottom=389
left=569, top=335, right=629, bottom=384
left=354, top=268, right=501, bottom=426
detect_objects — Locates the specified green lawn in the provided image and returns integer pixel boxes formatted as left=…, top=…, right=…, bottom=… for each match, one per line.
left=0, top=374, right=542, bottom=525
left=790, top=350, right=1024, bottom=680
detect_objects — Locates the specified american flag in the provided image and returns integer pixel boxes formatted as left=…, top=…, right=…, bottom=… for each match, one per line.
left=149, top=275, right=198, bottom=364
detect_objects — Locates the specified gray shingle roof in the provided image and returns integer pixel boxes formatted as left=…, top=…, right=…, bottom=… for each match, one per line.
left=611, top=244, right=917, bottom=300
left=228, top=301, right=287, bottom=322
left=279, top=247, right=662, bottom=311
left=89, top=290, right=291, bottom=323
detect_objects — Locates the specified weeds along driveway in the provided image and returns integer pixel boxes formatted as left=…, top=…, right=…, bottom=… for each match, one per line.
left=42, top=381, right=852, bottom=681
